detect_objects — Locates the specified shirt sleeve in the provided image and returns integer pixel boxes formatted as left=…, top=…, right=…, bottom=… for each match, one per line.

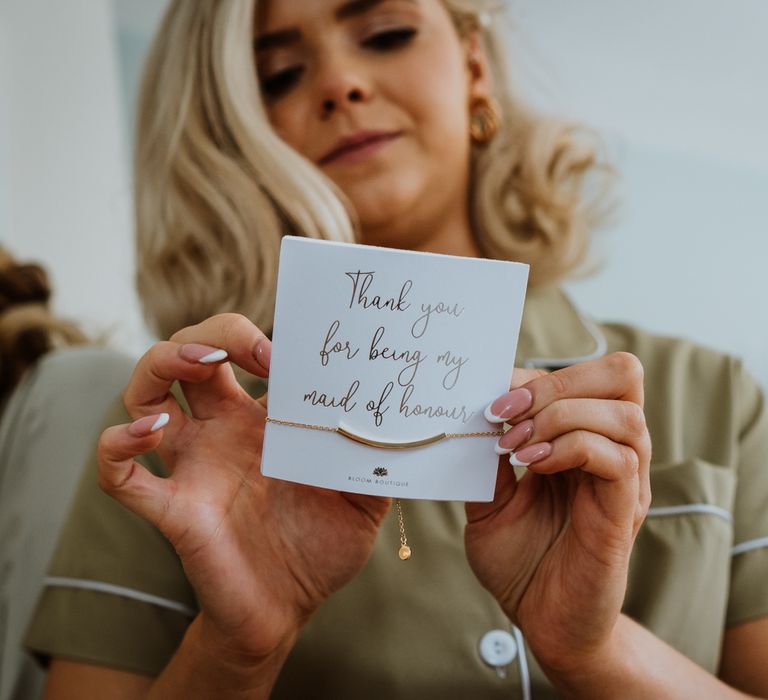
left=726, top=361, right=768, bottom=626
left=1, top=348, right=140, bottom=693
left=24, top=397, right=198, bottom=677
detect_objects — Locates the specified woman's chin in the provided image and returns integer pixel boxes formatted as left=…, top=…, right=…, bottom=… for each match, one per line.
left=355, top=219, right=432, bottom=252
left=343, top=182, right=425, bottom=231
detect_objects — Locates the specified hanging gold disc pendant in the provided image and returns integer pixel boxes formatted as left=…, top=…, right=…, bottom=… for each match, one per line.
left=395, top=499, right=411, bottom=560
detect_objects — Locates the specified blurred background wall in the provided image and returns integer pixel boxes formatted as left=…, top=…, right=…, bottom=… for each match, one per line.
left=1, top=0, right=766, bottom=387
left=1, top=0, right=145, bottom=349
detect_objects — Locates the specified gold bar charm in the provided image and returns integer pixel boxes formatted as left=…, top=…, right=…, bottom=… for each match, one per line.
left=336, top=426, right=447, bottom=450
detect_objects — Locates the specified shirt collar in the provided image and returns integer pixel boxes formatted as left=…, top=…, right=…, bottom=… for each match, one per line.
left=515, top=286, right=607, bottom=369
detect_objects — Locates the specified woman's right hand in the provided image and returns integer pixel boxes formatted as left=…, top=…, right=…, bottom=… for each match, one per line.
left=97, top=313, right=391, bottom=662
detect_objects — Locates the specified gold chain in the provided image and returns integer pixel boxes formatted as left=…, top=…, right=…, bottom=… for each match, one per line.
left=265, top=417, right=501, bottom=440
left=265, top=418, right=337, bottom=433
left=395, top=499, right=411, bottom=560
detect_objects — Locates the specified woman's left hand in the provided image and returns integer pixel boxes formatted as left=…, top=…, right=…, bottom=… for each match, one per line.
left=464, top=352, right=652, bottom=675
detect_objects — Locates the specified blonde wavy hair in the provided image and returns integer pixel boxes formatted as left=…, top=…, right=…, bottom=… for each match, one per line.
left=135, top=0, right=616, bottom=339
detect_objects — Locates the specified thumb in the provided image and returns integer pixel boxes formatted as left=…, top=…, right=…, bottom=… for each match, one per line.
left=510, top=367, right=548, bottom=389
left=465, top=454, right=518, bottom=525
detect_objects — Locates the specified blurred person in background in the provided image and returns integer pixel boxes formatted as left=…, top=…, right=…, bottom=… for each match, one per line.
left=0, top=247, right=135, bottom=700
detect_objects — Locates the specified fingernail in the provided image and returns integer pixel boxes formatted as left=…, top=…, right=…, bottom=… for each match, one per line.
left=254, top=338, right=271, bottom=372
left=509, top=442, right=551, bottom=467
left=129, top=413, right=170, bottom=437
left=484, top=388, right=533, bottom=423
left=494, top=419, right=534, bottom=455
left=179, top=344, right=229, bottom=364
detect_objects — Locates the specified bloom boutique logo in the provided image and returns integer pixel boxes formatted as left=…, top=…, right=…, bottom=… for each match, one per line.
left=347, top=470, right=408, bottom=487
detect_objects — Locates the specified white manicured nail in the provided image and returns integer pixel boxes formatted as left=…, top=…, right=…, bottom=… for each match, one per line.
left=495, top=442, right=514, bottom=455
left=509, top=452, right=530, bottom=467
left=484, top=389, right=533, bottom=423
left=199, top=349, right=228, bottom=364
left=484, top=404, right=504, bottom=423
left=509, top=442, right=551, bottom=467
left=151, top=413, right=170, bottom=432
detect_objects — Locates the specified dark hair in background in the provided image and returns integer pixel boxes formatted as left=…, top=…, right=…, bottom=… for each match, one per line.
left=0, top=247, right=88, bottom=404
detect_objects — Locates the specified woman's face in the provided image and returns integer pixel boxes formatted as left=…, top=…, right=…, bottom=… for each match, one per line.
left=255, top=0, right=489, bottom=250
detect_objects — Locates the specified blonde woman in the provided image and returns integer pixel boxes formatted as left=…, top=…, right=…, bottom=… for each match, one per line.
left=28, top=1, right=768, bottom=698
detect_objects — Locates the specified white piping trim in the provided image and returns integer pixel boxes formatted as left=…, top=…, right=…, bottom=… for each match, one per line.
left=512, top=626, right=531, bottom=700
left=646, top=504, right=733, bottom=523
left=524, top=315, right=607, bottom=369
left=44, top=576, right=197, bottom=618
left=732, top=536, right=768, bottom=556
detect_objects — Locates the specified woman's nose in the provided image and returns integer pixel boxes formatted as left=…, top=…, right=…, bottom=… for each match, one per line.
left=321, top=87, right=366, bottom=119
left=315, top=58, right=371, bottom=120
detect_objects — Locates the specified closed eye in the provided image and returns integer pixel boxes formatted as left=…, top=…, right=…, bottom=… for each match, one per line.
left=260, top=66, right=305, bottom=99
left=362, top=27, right=417, bottom=51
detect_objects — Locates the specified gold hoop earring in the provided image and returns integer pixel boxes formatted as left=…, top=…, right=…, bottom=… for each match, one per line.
left=469, top=96, right=500, bottom=145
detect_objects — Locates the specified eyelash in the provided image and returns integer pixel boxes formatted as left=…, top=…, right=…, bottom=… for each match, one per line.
left=259, top=27, right=418, bottom=100
left=362, top=26, right=418, bottom=51
left=260, top=67, right=305, bottom=100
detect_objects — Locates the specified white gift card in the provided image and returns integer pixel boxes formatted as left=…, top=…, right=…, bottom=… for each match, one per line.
left=261, top=237, right=529, bottom=501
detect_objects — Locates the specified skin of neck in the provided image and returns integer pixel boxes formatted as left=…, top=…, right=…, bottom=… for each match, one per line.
left=357, top=169, right=482, bottom=259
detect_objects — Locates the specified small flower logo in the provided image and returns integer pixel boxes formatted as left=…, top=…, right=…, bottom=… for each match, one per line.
left=373, top=467, right=388, bottom=477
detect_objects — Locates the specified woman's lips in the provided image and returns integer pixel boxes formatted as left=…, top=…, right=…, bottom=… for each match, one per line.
left=319, top=132, right=402, bottom=166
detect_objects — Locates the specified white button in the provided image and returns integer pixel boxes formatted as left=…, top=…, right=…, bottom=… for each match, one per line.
left=479, top=629, right=518, bottom=667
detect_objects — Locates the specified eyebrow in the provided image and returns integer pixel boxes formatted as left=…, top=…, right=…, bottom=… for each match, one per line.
left=255, top=28, right=301, bottom=53
left=336, top=0, right=389, bottom=21
left=255, top=0, right=413, bottom=52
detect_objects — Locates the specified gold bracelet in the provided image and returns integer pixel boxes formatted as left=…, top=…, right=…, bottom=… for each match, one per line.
left=265, top=417, right=503, bottom=561
left=265, top=417, right=502, bottom=449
